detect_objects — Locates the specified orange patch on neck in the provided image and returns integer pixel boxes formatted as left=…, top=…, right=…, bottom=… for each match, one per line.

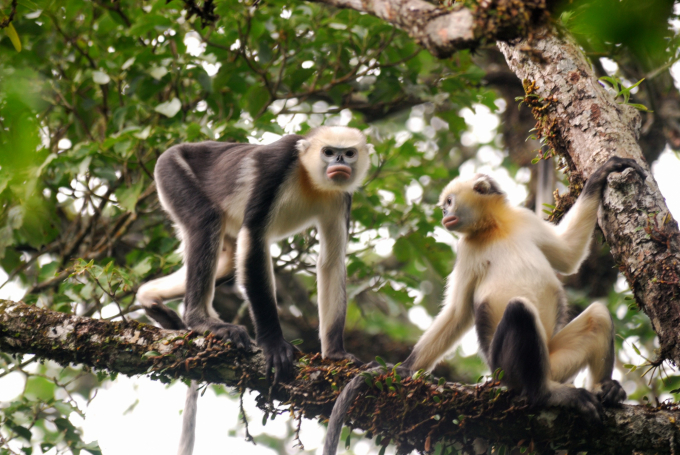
left=465, top=199, right=513, bottom=245
left=298, top=165, right=335, bottom=201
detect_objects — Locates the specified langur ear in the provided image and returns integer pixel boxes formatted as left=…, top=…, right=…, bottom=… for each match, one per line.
left=473, top=177, right=492, bottom=195
left=473, top=175, right=503, bottom=195
left=296, top=139, right=311, bottom=154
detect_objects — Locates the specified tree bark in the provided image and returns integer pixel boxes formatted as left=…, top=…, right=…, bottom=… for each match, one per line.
left=1, top=300, right=679, bottom=454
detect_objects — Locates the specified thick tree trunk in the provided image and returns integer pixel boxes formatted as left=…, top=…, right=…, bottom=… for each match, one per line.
left=1, top=300, right=679, bottom=454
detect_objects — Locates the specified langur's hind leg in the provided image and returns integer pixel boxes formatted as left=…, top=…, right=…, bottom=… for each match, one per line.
left=137, top=236, right=237, bottom=332
left=489, top=298, right=603, bottom=422
left=138, top=266, right=188, bottom=330
left=548, top=302, right=626, bottom=405
left=488, top=298, right=550, bottom=404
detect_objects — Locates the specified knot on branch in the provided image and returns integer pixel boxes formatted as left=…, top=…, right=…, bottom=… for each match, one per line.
left=472, top=0, right=549, bottom=44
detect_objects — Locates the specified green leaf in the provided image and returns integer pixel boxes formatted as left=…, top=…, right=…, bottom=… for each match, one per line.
left=244, top=84, right=270, bottom=117
left=24, top=376, right=56, bottom=401
left=142, top=351, right=160, bottom=358
left=80, top=440, right=103, bottom=455
left=115, top=178, right=145, bottom=213
left=375, top=356, right=386, bottom=368
left=8, top=422, right=32, bottom=441
left=4, top=22, right=21, bottom=52
left=632, top=343, right=641, bottom=356
left=625, top=103, right=652, bottom=112
left=17, top=0, right=39, bottom=10
left=374, top=380, right=383, bottom=391
left=38, top=261, right=60, bottom=283
left=599, top=76, right=620, bottom=91
left=132, top=256, right=153, bottom=276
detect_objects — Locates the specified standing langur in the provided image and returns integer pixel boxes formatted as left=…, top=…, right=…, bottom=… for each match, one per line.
left=137, top=126, right=371, bottom=455
left=324, top=156, right=644, bottom=455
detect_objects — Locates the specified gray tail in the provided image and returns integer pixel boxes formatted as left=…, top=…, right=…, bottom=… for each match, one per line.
left=177, top=380, right=199, bottom=455
left=323, top=374, right=367, bottom=455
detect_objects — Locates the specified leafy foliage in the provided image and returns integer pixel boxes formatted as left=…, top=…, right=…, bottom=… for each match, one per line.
left=0, top=0, right=678, bottom=454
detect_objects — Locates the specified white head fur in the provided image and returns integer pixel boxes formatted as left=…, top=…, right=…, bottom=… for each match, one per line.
left=297, top=126, right=372, bottom=193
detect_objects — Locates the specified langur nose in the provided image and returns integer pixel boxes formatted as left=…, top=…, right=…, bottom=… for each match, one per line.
left=443, top=215, right=459, bottom=230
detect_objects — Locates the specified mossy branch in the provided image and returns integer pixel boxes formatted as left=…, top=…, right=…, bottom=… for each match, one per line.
left=1, top=300, right=679, bottom=454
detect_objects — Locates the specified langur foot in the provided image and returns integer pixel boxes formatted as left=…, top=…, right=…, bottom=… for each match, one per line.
left=547, top=385, right=604, bottom=423
left=584, top=156, right=646, bottom=195
left=325, top=350, right=364, bottom=366
left=189, top=319, right=252, bottom=350
left=595, top=379, right=627, bottom=406
left=144, top=301, right=187, bottom=331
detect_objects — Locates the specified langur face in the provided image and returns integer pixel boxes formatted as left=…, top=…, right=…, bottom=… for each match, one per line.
left=297, top=126, right=371, bottom=193
left=321, top=146, right=360, bottom=184
left=441, top=194, right=473, bottom=232
left=438, top=174, right=504, bottom=234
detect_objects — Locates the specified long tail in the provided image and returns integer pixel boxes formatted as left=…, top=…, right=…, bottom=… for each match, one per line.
left=177, top=380, right=199, bottom=455
left=323, top=374, right=368, bottom=455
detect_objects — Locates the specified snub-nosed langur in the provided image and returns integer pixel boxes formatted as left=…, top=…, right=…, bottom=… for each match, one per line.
left=137, top=127, right=371, bottom=455
left=324, top=156, right=644, bottom=455
left=139, top=126, right=371, bottom=376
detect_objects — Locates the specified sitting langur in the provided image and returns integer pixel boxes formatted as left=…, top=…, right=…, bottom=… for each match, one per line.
left=324, top=156, right=643, bottom=455
left=137, top=127, right=370, bottom=454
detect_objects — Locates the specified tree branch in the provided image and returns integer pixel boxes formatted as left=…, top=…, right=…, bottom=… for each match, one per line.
left=304, top=0, right=548, bottom=58
left=1, top=301, right=679, bottom=454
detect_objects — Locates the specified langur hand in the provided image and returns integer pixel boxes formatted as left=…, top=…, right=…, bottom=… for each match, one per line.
left=583, top=156, right=646, bottom=196
left=260, top=338, right=298, bottom=384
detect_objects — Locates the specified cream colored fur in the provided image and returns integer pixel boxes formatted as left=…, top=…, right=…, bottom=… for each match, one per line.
left=411, top=174, right=613, bottom=394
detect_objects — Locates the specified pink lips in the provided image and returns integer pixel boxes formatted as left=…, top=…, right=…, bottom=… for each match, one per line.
left=327, top=165, right=352, bottom=180
left=443, top=215, right=459, bottom=230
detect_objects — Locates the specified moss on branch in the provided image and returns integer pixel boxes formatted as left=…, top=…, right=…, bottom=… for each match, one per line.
left=1, top=301, right=680, bottom=454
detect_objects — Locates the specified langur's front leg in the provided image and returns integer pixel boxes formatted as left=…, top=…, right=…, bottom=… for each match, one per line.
left=237, top=227, right=296, bottom=383
left=401, top=271, right=475, bottom=372
left=317, top=215, right=362, bottom=365
left=548, top=302, right=626, bottom=405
